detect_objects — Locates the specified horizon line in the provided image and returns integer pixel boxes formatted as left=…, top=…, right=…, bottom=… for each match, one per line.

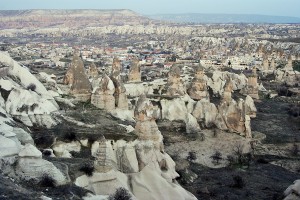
left=0, top=9, right=299, bottom=19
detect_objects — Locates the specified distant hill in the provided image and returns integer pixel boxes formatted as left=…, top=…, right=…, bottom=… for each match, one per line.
left=0, top=9, right=152, bottom=29
left=148, top=13, right=300, bottom=24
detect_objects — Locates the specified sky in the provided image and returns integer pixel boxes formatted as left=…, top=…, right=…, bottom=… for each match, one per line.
left=1, top=0, right=300, bottom=18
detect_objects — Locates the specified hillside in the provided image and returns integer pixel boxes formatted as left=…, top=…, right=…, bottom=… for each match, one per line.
left=0, top=9, right=152, bottom=29
left=148, top=13, right=300, bottom=24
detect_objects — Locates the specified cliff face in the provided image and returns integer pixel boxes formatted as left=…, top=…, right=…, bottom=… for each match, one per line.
left=0, top=9, right=152, bottom=29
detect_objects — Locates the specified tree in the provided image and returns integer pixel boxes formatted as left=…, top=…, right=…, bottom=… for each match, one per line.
left=211, top=151, right=222, bottom=165
left=187, top=151, right=197, bottom=162
left=109, top=187, right=132, bottom=200
left=228, top=60, right=232, bottom=67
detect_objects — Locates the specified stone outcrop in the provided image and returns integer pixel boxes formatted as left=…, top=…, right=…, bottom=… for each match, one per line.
left=222, top=78, right=233, bottom=103
left=94, top=136, right=114, bottom=173
left=0, top=52, right=59, bottom=127
left=5, top=88, right=58, bottom=127
left=207, top=71, right=247, bottom=95
left=0, top=135, right=20, bottom=157
left=111, top=57, right=122, bottom=81
left=270, top=58, right=276, bottom=70
left=164, top=65, right=186, bottom=96
left=185, top=113, right=201, bottom=134
left=38, top=72, right=63, bottom=98
left=160, top=95, right=195, bottom=121
left=111, top=78, right=128, bottom=110
left=75, top=170, right=128, bottom=196
left=275, top=69, right=300, bottom=87
left=217, top=96, right=254, bottom=138
left=64, top=54, right=92, bottom=101
left=284, top=180, right=300, bottom=200
left=275, top=55, right=300, bottom=86
left=244, top=95, right=257, bottom=118
left=16, top=144, right=68, bottom=185
left=52, top=141, right=81, bottom=158
left=285, top=55, right=293, bottom=71
left=192, top=92, right=256, bottom=137
left=192, top=99, right=218, bottom=128
left=91, top=74, right=116, bottom=111
left=134, top=95, right=162, bottom=142
left=128, top=58, right=141, bottom=82
left=87, top=62, right=99, bottom=79
left=242, top=68, right=259, bottom=99
left=188, top=63, right=209, bottom=100
left=110, top=58, right=128, bottom=110
left=262, top=55, right=269, bottom=70
left=75, top=95, right=196, bottom=199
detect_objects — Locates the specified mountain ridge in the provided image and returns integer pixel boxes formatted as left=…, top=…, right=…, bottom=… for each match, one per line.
left=0, top=9, right=152, bottom=29
left=148, top=13, right=300, bottom=24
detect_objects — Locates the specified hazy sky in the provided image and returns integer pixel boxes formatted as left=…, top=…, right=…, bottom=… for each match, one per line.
left=1, top=0, right=300, bottom=18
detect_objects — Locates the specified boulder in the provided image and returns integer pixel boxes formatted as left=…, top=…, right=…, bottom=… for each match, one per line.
left=52, top=141, right=81, bottom=158
left=16, top=144, right=68, bottom=185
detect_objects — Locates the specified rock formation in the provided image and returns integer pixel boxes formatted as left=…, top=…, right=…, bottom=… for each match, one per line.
left=207, top=71, right=247, bottom=96
left=128, top=58, right=141, bottom=82
left=218, top=95, right=254, bottom=138
left=284, top=180, right=300, bottom=200
left=87, top=62, right=99, bottom=79
left=134, top=95, right=162, bottom=143
left=164, top=65, right=186, bottom=96
left=285, top=55, right=294, bottom=71
left=275, top=55, right=300, bottom=86
left=160, top=95, right=195, bottom=121
left=188, top=63, right=209, bottom=100
left=262, top=55, right=269, bottom=70
left=110, top=58, right=128, bottom=110
left=0, top=135, right=20, bottom=157
left=192, top=90, right=256, bottom=137
left=222, top=78, right=233, bottom=103
left=192, top=99, right=218, bottom=128
left=16, top=144, right=68, bottom=185
left=75, top=95, right=197, bottom=199
left=111, top=57, right=122, bottom=81
left=65, top=54, right=92, bottom=101
left=112, top=79, right=128, bottom=110
left=0, top=52, right=59, bottom=127
left=91, top=74, right=116, bottom=111
left=94, top=136, right=114, bottom=173
left=242, top=67, right=259, bottom=99
left=270, top=58, right=276, bottom=70
left=5, top=88, right=58, bottom=127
